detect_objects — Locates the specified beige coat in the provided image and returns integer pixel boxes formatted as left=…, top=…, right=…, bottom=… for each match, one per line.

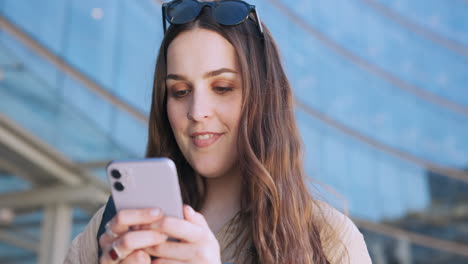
left=64, top=202, right=372, bottom=263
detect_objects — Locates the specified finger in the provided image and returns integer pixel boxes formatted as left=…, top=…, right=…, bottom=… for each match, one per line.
left=151, top=216, right=203, bottom=243
left=99, top=232, right=114, bottom=252
left=120, top=250, right=151, bottom=264
left=100, top=243, right=123, bottom=264
left=137, top=223, right=152, bottom=230
left=152, top=258, right=184, bottom=264
left=183, top=205, right=209, bottom=228
left=100, top=208, right=164, bottom=249
left=112, top=208, right=163, bottom=234
left=145, top=241, right=192, bottom=261
left=99, top=209, right=162, bottom=251
left=100, top=221, right=128, bottom=250
left=103, top=230, right=168, bottom=262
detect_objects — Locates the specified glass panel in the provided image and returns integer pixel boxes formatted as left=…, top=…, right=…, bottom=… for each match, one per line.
left=0, top=242, right=35, bottom=264
left=374, top=0, right=468, bottom=47
left=298, top=108, right=468, bottom=242
left=363, top=229, right=468, bottom=263
left=1, top=0, right=160, bottom=113
left=0, top=173, right=31, bottom=193
left=0, top=31, right=134, bottom=162
left=89, top=167, right=108, bottom=183
left=255, top=0, right=468, bottom=168
left=112, top=0, right=163, bottom=114
left=273, top=0, right=468, bottom=106
left=64, top=0, right=120, bottom=89
left=113, top=108, right=148, bottom=157
left=1, top=0, right=68, bottom=55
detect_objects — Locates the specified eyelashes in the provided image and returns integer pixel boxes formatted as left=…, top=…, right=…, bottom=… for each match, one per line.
left=213, top=86, right=233, bottom=93
left=169, top=84, right=235, bottom=99
left=171, top=89, right=190, bottom=98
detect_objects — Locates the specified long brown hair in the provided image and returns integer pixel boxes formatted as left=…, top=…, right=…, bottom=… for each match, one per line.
left=146, top=9, right=331, bottom=264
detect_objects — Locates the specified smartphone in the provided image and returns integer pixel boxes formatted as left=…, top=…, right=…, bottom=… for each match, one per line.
left=106, top=157, right=183, bottom=219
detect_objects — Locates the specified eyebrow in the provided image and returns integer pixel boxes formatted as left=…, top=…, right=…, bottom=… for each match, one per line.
left=166, top=68, right=238, bottom=81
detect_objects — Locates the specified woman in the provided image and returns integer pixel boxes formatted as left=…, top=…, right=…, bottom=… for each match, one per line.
left=65, top=0, right=371, bottom=263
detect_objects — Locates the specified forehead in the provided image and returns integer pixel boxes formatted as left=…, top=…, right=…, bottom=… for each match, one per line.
left=166, top=29, right=239, bottom=77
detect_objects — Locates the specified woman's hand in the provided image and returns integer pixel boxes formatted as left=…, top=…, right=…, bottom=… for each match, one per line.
left=145, top=205, right=222, bottom=264
left=99, top=208, right=168, bottom=264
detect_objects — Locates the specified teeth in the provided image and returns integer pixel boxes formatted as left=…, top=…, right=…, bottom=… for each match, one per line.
left=195, top=134, right=215, bottom=140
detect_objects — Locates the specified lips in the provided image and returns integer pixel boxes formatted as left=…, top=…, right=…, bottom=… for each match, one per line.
left=191, top=132, right=223, bottom=148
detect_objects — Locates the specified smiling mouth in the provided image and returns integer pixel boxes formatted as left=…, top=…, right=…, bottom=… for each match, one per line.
left=191, top=133, right=223, bottom=148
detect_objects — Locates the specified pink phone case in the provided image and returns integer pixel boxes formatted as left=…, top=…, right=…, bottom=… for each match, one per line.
left=106, top=158, right=183, bottom=219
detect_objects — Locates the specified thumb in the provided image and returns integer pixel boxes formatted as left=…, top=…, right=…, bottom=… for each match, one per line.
left=184, top=205, right=209, bottom=228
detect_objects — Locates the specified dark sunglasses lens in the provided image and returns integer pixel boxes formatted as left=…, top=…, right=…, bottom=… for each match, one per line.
left=167, top=0, right=200, bottom=24
left=213, top=1, right=250, bottom=25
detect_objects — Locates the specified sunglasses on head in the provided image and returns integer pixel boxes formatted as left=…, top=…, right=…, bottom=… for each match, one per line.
left=162, top=0, right=264, bottom=38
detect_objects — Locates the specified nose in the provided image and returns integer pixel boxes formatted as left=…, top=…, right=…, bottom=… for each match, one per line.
left=187, top=88, right=213, bottom=121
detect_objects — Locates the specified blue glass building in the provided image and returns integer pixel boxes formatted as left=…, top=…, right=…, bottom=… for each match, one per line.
left=0, top=0, right=467, bottom=263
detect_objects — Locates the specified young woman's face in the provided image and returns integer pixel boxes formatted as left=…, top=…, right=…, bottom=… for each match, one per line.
left=166, top=29, right=242, bottom=179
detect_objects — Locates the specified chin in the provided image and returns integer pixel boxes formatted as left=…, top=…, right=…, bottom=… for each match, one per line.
left=191, top=159, right=233, bottom=179
left=193, top=164, right=225, bottom=178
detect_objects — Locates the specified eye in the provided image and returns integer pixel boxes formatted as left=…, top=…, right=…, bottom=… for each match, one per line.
left=171, top=89, right=191, bottom=98
left=213, top=86, right=233, bottom=94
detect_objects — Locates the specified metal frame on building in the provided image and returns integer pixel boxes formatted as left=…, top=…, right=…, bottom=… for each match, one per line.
left=0, top=113, right=109, bottom=264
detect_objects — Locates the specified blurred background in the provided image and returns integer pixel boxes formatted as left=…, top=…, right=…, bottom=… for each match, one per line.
left=0, top=0, right=467, bottom=263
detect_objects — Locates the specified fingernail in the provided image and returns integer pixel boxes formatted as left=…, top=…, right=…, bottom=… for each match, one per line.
left=150, top=208, right=161, bottom=216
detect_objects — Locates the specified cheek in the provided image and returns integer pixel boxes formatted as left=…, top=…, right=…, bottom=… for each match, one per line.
left=167, top=100, right=186, bottom=132
left=220, top=97, right=242, bottom=128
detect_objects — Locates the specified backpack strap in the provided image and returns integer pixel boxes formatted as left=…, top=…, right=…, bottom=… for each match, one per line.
left=96, top=196, right=117, bottom=259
